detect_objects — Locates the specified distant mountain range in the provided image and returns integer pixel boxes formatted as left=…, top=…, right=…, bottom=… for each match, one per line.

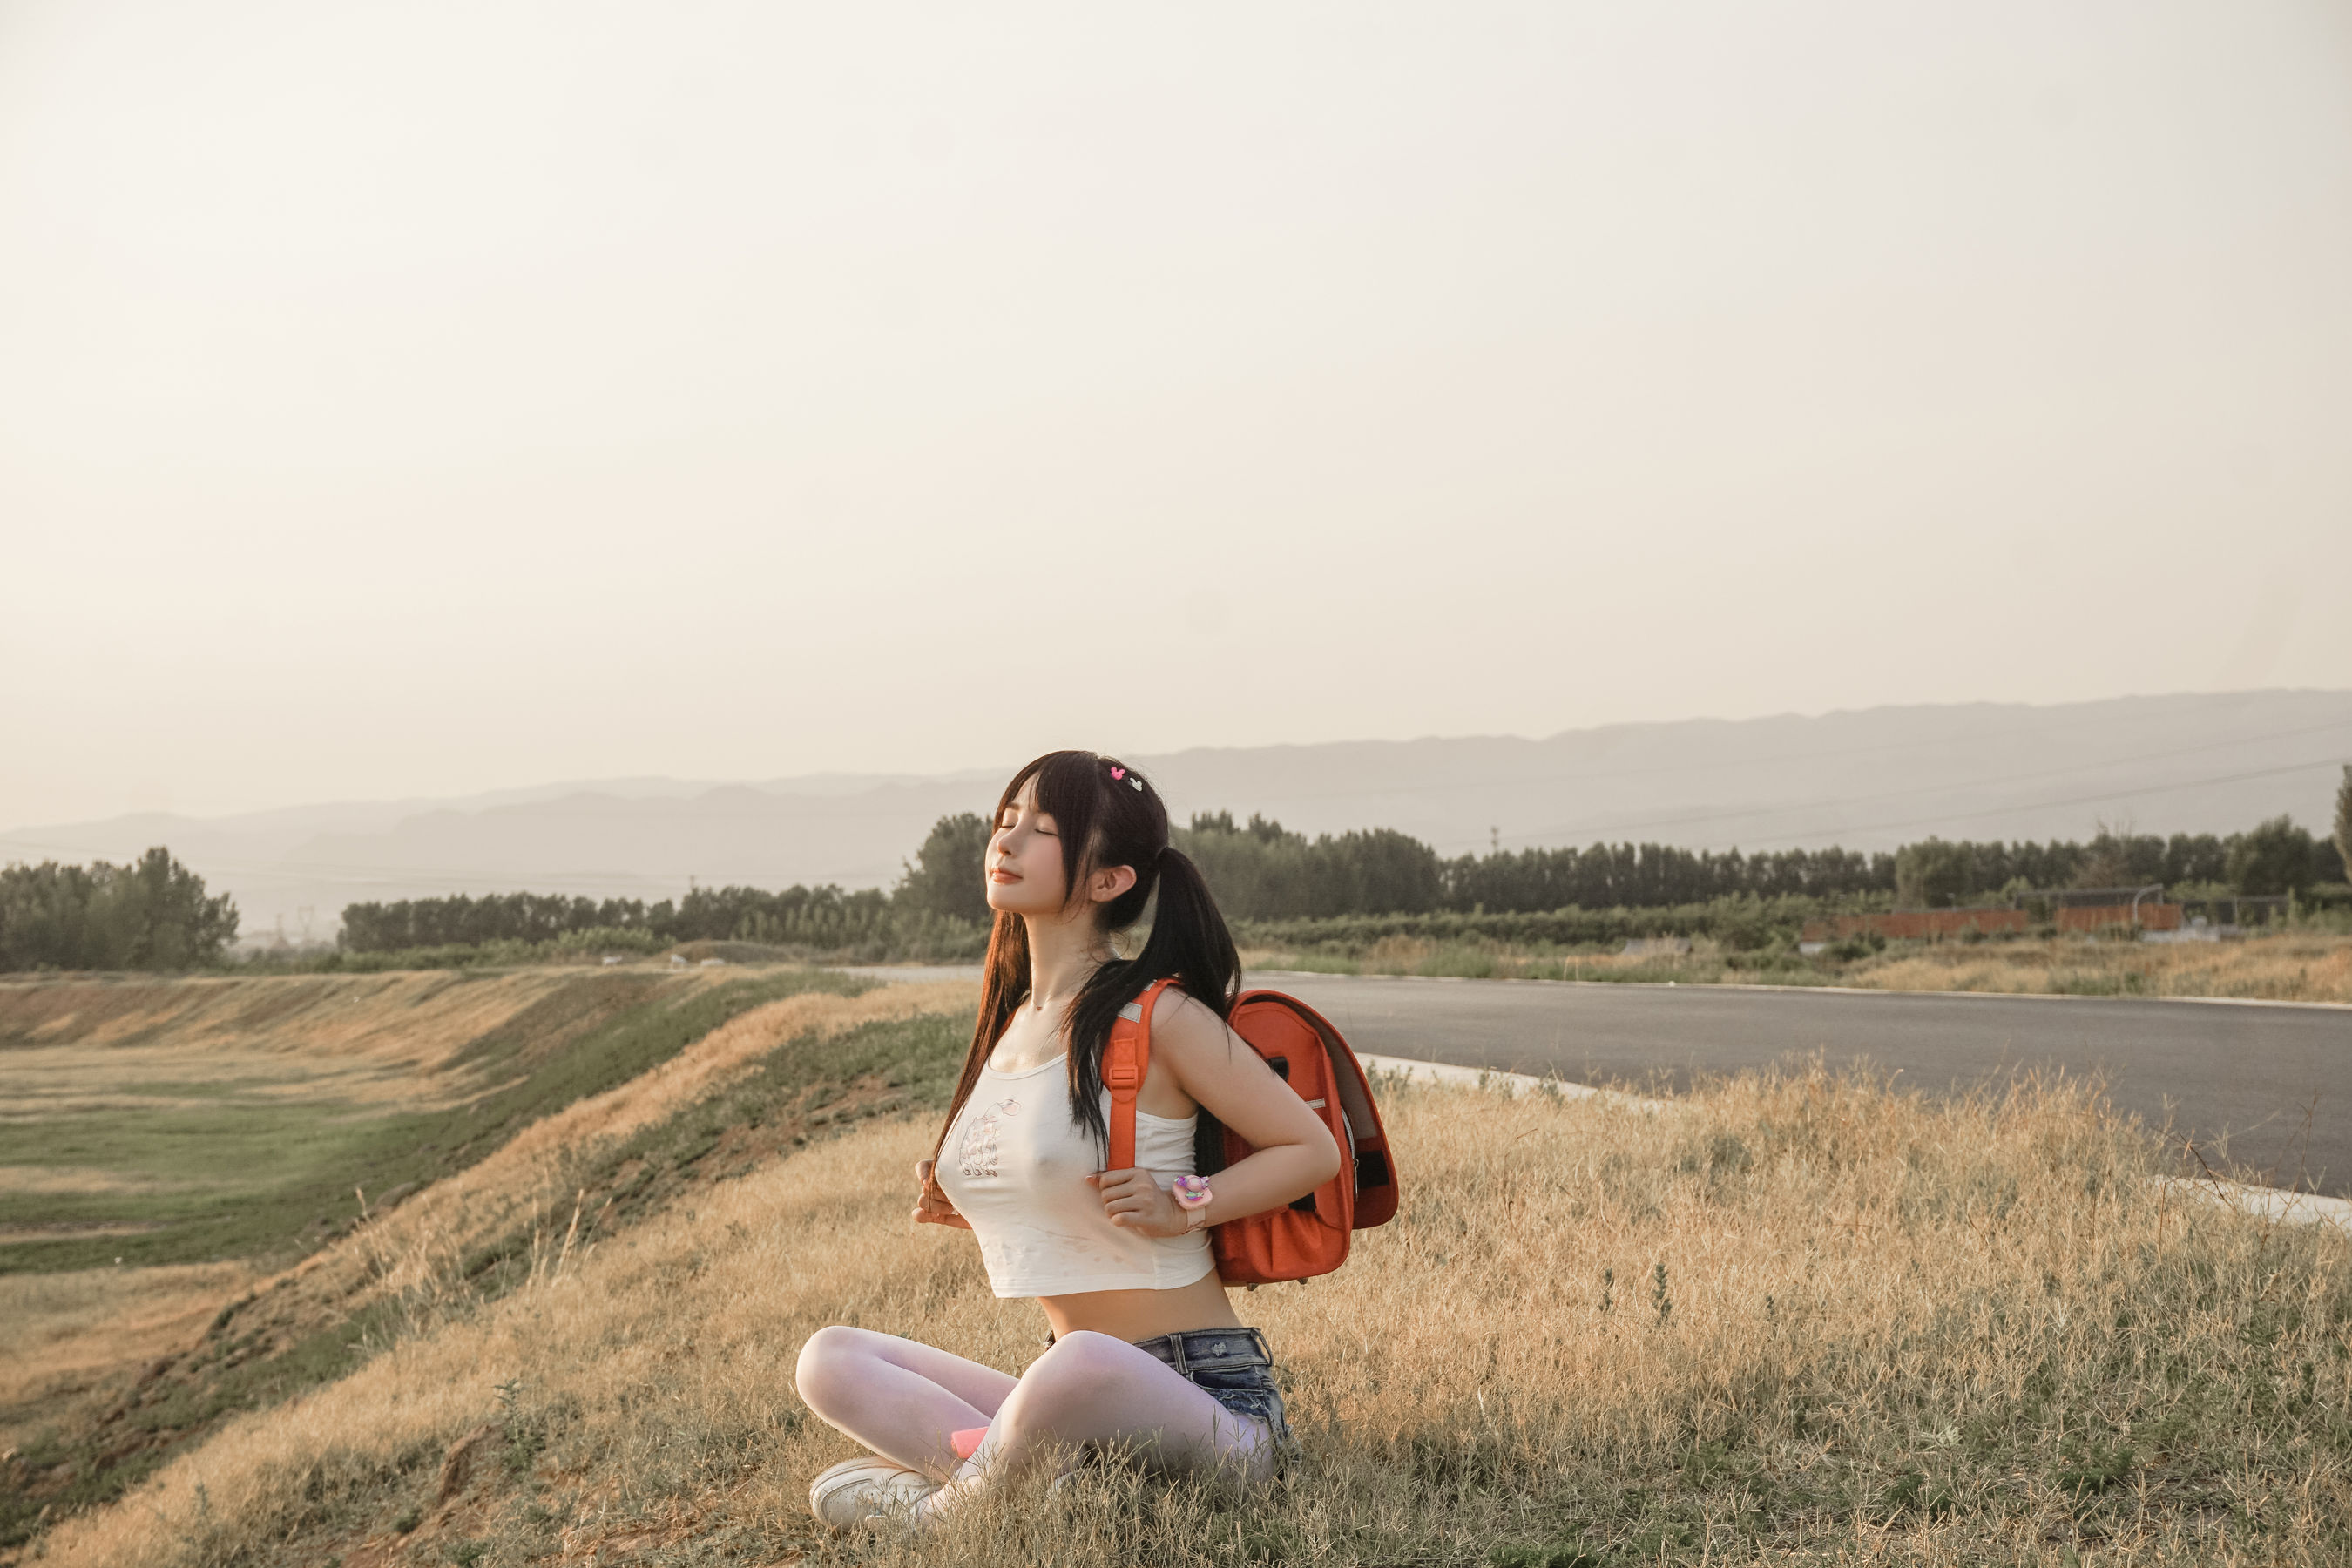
left=6, top=690, right=2349, bottom=939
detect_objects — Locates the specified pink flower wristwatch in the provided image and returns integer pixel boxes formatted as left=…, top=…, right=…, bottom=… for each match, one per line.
left=1171, top=1173, right=1212, bottom=1229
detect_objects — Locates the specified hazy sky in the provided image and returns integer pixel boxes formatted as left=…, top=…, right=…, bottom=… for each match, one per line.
left=4, top=0, right=2349, bottom=829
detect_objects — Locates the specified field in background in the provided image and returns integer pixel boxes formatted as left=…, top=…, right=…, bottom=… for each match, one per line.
left=0, top=966, right=970, bottom=1544
left=206, top=923, right=2352, bottom=1006
left=1244, top=929, right=2352, bottom=1004
left=0, top=967, right=875, bottom=1276
left=29, top=1056, right=2349, bottom=1567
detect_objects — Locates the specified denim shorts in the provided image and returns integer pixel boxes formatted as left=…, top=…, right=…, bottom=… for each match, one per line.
left=1131, top=1326, right=1293, bottom=1450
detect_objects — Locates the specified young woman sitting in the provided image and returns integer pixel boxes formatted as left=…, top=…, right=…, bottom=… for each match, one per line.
left=793, top=750, right=1341, bottom=1531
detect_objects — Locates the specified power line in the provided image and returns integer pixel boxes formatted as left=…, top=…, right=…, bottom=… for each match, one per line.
left=1165, top=707, right=2352, bottom=814
left=1739, top=755, right=2349, bottom=849
left=1451, top=725, right=2352, bottom=854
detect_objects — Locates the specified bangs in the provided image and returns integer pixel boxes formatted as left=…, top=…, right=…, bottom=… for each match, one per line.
left=1000, top=751, right=1107, bottom=910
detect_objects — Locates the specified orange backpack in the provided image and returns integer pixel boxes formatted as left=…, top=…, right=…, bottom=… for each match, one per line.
left=1107, top=978, right=1398, bottom=1286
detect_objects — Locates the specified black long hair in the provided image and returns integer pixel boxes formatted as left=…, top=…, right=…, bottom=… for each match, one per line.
left=933, top=750, right=1241, bottom=1158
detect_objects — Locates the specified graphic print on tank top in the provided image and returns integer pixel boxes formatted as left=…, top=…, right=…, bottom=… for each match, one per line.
left=957, top=1098, right=1022, bottom=1179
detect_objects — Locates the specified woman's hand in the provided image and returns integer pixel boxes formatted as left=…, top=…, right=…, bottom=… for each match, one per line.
left=1122, top=991, right=1342, bottom=1228
left=1088, top=1167, right=1192, bottom=1238
left=912, top=1159, right=970, bottom=1229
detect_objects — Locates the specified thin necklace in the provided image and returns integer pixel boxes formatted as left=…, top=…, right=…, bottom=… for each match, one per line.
left=1029, top=953, right=1111, bottom=1012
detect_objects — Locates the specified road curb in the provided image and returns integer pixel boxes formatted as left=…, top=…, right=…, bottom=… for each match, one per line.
left=2157, top=1176, right=2352, bottom=1238
left=1355, top=1053, right=1664, bottom=1112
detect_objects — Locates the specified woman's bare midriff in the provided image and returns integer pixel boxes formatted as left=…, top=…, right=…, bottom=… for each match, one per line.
left=1038, top=1269, right=1244, bottom=1342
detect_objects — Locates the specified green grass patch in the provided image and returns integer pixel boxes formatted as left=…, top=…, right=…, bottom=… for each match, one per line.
left=0, top=969, right=872, bottom=1275
left=0, top=992, right=975, bottom=1551
left=451, top=1007, right=973, bottom=1301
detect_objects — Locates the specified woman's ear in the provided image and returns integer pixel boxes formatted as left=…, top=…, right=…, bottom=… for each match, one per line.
left=1088, top=863, right=1139, bottom=905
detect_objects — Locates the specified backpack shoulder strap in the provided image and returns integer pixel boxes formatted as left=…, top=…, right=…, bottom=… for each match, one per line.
left=1104, top=977, right=1178, bottom=1171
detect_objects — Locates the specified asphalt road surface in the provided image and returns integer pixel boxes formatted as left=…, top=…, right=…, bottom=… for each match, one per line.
left=1254, top=973, right=2352, bottom=1197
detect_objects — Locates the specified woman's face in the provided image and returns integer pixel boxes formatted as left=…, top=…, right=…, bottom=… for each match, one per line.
left=985, top=777, right=1069, bottom=916
left=985, top=775, right=1138, bottom=920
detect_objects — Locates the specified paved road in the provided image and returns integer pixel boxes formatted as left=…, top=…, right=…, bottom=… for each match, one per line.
left=1254, top=974, right=2352, bottom=1197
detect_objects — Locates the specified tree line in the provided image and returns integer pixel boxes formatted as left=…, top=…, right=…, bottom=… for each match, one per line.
left=332, top=821, right=1010, bottom=957
left=1195, top=812, right=2346, bottom=919
left=11, top=777, right=2346, bottom=970
left=0, top=848, right=239, bottom=971
left=1889, top=817, right=2341, bottom=908
left=337, top=883, right=903, bottom=955
left=337, top=799, right=2352, bottom=954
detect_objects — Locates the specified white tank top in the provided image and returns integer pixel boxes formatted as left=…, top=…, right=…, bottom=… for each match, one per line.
left=937, top=1050, right=1215, bottom=1299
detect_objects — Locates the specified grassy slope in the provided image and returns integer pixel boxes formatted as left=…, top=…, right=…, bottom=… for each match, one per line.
left=30, top=1052, right=2352, bottom=1566
left=0, top=967, right=965, bottom=1551
left=0, top=969, right=868, bottom=1275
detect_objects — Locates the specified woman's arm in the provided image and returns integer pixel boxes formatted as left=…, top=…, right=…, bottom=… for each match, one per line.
left=1091, top=993, right=1342, bottom=1238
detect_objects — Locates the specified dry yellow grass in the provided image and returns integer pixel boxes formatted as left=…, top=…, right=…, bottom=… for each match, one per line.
left=326, top=980, right=977, bottom=1317
left=0, top=1262, right=262, bottom=1450
left=37, top=1056, right=2349, bottom=1567
left=1249, top=931, right=2352, bottom=1004
left=1848, top=933, right=2352, bottom=1004
left=0, top=970, right=746, bottom=1123
left=0, top=1168, right=187, bottom=1198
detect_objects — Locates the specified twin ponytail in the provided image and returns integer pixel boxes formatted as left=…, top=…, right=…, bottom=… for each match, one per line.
left=1060, top=844, right=1239, bottom=1149
left=935, top=754, right=1242, bottom=1161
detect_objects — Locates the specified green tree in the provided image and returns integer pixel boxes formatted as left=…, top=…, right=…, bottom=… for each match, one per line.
left=110, top=847, right=239, bottom=968
left=1893, top=837, right=1975, bottom=907
left=1174, top=813, right=1313, bottom=920
left=1308, top=828, right=1443, bottom=916
left=2073, top=823, right=2165, bottom=889
left=2333, top=766, right=2352, bottom=885
left=0, top=848, right=236, bottom=971
left=893, top=813, right=995, bottom=923
left=2226, top=815, right=2319, bottom=897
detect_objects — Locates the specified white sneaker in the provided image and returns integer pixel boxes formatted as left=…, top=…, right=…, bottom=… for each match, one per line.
left=808, top=1456, right=940, bottom=1531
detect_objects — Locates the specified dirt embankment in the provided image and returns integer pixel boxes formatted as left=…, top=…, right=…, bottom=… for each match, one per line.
left=0, top=966, right=977, bottom=1554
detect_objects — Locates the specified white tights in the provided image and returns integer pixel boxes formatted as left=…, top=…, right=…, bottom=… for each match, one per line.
left=793, top=1325, right=1275, bottom=1521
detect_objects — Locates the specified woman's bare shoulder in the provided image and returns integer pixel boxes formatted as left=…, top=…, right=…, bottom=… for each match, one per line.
left=1147, top=987, right=1241, bottom=1058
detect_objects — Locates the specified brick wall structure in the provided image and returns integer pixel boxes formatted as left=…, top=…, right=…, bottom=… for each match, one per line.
left=1801, top=903, right=2189, bottom=942
left=1801, top=909, right=2029, bottom=943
